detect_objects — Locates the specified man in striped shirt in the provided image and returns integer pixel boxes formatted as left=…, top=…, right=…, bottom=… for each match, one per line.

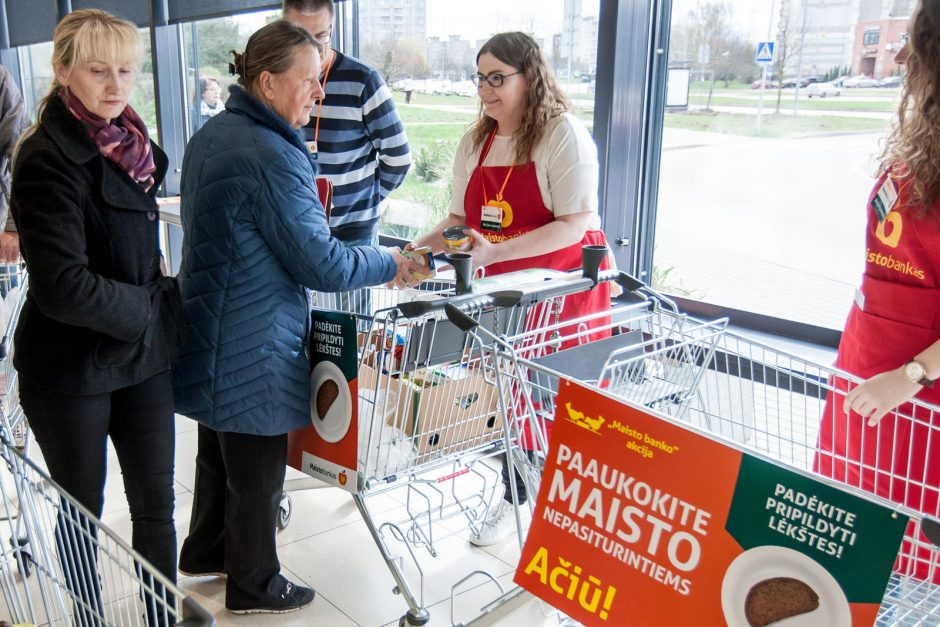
left=284, top=0, right=411, bottom=248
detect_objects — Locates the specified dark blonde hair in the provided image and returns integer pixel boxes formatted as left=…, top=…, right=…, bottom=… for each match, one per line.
left=470, top=32, right=572, bottom=162
left=230, top=20, right=320, bottom=94
left=879, top=2, right=940, bottom=211
left=33, top=9, right=143, bottom=122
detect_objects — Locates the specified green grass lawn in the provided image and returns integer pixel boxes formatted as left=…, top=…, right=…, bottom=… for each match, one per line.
left=404, top=123, right=468, bottom=151
left=664, top=110, right=888, bottom=137
left=390, top=91, right=477, bottom=107
left=688, top=93, right=896, bottom=112
left=397, top=106, right=477, bottom=125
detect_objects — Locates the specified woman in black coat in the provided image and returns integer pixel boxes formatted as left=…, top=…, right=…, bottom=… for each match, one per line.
left=10, top=9, right=185, bottom=623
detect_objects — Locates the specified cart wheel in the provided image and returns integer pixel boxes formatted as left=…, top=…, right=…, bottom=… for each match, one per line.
left=277, top=492, right=291, bottom=530
left=10, top=535, right=31, bottom=578
left=399, top=608, right=430, bottom=626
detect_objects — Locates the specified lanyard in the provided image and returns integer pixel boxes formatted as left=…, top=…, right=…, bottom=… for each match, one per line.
left=479, top=128, right=516, bottom=203
left=313, top=50, right=336, bottom=147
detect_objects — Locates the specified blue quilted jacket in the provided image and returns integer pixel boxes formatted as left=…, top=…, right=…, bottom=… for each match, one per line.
left=173, top=86, right=396, bottom=435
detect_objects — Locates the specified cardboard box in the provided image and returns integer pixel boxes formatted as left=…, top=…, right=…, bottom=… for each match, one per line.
left=357, top=363, right=504, bottom=460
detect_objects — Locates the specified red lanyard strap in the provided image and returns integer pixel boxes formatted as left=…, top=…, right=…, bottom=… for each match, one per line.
left=313, top=51, right=336, bottom=146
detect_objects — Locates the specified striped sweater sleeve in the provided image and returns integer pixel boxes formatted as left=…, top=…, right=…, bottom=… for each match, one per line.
left=361, top=70, right=411, bottom=199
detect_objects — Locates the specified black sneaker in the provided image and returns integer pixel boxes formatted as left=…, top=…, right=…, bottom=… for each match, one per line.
left=226, top=581, right=316, bottom=615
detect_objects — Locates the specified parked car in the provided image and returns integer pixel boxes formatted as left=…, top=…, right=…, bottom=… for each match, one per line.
left=842, top=75, right=879, bottom=88
left=878, top=75, right=902, bottom=88
left=806, top=82, right=841, bottom=98
left=781, top=76, right=820, bottom=88
left=830, top=75, right=850, bottom=87
left=751, top=79, right=780, bottom=89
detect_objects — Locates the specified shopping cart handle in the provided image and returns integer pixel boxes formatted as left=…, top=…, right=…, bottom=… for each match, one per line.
left=615, top=271, right=646, bottom=293
left=397, top=290, right=522, bottom=319
left=922, top=516, right=940, bottom=549
left=445, top=302, right=481, bottom=332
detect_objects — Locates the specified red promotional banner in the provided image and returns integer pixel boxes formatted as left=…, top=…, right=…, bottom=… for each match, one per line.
left=514, top=379, right=906, bottom=626
left=287, top=309, right=360, bottom=493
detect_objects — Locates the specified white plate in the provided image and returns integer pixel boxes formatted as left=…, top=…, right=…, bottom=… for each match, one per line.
left=309, top=360, right=352, bottom=443
left=721, top=546, right=851, bottom=627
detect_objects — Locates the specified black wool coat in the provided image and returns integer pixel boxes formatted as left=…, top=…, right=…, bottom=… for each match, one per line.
left=10, top=95, right=186, bottom=395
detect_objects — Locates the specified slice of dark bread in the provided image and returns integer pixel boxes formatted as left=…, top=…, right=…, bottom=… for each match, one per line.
left=316, top=379, right=340, bottom=420
left=745, top=577, right=820, bottom=626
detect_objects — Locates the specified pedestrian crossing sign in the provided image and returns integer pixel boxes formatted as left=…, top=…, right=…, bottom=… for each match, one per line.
left=756, top=41, right=775, bottom=64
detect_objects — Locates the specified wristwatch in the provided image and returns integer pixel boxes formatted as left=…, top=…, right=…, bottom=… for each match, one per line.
left=903, top=360, right=935, bottom=387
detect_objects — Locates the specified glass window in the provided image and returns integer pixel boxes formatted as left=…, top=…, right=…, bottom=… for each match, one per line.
left=19, top=30, right=158, bottom=142
left=18, top=41, right=54, bottom=118
left=863, top=28, right=880, bottom=46
left=654, top=0, right=902, bottom=330
left=355, top=0, right=601, bottom=241
left=180, top=9, right=279, bottom=139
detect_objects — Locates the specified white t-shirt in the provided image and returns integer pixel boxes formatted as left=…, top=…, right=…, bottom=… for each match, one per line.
left=449, top=112, right=601, bottom=229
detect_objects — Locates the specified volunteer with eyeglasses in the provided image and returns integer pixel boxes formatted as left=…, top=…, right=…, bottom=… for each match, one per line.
left=814, top=1, right=940, bottom=582
left=410, top=31, right=612, bottom=546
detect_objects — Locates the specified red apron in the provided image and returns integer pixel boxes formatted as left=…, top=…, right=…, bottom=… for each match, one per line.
left=815, top=174, right=940, bottom=581
left=463, top=128, right=612, bottom=351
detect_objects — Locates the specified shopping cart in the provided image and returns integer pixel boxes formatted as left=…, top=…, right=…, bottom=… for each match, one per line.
left=0, top=264, right=28, bottom=453
left=0, top=433, right=214, bottom=626
left=0, top=265, right=31, bottom=584
left=453, top=283, right=940, bottom=625
left=301, top=249, right=632, bottom=626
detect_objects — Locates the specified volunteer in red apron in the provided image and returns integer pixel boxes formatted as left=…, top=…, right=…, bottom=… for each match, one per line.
left=460, top=127, right=612, bottom=348
left=815, top=4, right=940, bottom=582
left=411, top=32, right=611, bottom=546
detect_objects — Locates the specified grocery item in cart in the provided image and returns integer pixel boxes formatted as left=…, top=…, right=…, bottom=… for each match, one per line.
left=357, top=386, right=416, bottom=474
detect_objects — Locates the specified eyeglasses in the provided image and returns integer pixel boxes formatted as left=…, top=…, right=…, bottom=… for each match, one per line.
left=314, top=26, right=333, bottom=45
left=900, top=32, right=910, bottom=45
left=470, top=72, right=522, bottom=88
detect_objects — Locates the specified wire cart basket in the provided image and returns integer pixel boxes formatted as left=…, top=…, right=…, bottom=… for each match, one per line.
left=0, top=434, right=214, bottom=626
left=452, top=282, right=940, bottom=626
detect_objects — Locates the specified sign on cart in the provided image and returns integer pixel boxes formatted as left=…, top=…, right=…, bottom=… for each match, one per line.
left=514, top=379, right=907, bottom=626
left=287, top=309, right=360, bottom=493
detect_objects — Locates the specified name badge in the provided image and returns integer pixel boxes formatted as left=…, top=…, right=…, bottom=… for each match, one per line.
left=871, top=177, right=899, bottom=223
left=306, top=140, right=318, bottom=160
left=481, top=203, right=503, bottom=232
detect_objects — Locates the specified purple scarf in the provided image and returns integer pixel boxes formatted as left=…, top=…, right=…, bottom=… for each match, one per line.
left=59, top=88, right=156, bottom=191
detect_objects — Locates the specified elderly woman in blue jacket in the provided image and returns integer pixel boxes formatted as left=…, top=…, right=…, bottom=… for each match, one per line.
left=172, top=20, right=419, bottom=615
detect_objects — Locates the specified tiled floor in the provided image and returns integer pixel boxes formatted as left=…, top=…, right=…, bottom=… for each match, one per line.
left=89, top=415, right=557, bottom=627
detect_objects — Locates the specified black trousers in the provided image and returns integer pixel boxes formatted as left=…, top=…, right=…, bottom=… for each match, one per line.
left=501, top=451, right=530, bottom=505
left=20, top=371, right=177, bottom=625
left=179, top=424, right=288, bottom=605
